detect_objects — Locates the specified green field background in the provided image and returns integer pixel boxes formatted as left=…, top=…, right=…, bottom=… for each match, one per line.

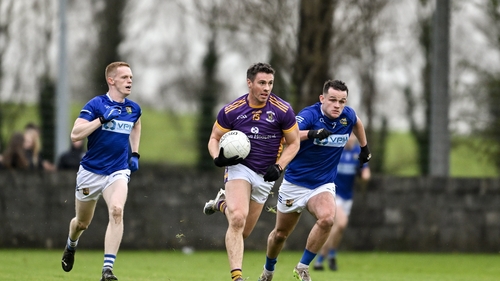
left=2, top=104, right=498, bottom=177
left=1, top=250, right=499, bottom=281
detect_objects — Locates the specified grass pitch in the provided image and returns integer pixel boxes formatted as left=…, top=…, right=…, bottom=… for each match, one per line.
left=1, top=249, right=499, bottom=281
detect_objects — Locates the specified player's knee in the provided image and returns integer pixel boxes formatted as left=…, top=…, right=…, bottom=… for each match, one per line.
left=76, top=220, right=90, bottom=231
left=109, top=205, right=124, bottom=223
left=273, top=229, right=289, bottom=244
left=228, top=212, right=246, bottom=230
left=317, top=216, right=335, bottom=230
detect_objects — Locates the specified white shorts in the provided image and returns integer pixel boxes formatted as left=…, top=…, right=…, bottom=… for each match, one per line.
left=277, top=179, right=336, bottom=213
left=336, top=196, right=353, bottom=216
left=225, top=164, right=274, bottom=204
left=75, top=166, right=130, bottom=201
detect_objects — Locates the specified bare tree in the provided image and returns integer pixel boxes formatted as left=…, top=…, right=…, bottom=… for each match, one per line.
left=89, top=0, right=126, bottom=98
left=292, top=0, right=335, bottom=110
left=349, top=0, right=390, bottom=173
left=404, top=0, right=433, bottom=175
left=466, top=0, right=500, bottom=172
left=0, top=0, right=14, bottom=150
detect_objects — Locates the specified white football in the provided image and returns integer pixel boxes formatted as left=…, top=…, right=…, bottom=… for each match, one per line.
left=219, top=130, right=251, bottom=159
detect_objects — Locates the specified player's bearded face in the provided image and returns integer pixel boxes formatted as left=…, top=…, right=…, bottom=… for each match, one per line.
left=247, top=73, right=274, bottom=106
left=320, top=88, right=347, bottom=119
left=112, top=66, right=133, bottom=95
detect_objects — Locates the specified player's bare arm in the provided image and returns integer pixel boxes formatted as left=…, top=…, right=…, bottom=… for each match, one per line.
left=208, top=123, right=226, bottom=159
left=276, top=125, right=300, bottom=169
left=70, top=118, right=102, bottom=142
left=352, top=116, right=368, bottom=147
left=129, top=117, right=141, bottom=153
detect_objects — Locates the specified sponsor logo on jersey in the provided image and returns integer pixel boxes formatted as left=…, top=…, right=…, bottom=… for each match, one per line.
left=102, top=120, right=134, bottom=134
left=237, top=114, right=247, bottom=120
left=248, top=126, right=278, bottom=140
left=314, top=133, right=349, bottom=147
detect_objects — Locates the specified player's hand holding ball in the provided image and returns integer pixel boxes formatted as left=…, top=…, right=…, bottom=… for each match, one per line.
left=358, top=145, right=371, bottom=166
left=99, top=106, right=122, bottom=124
left=213, top=147, right=243, bottom=167
left=129, top=152, right=140, bottom=172
left=263, top=164, right=283, bottom=182
left=307, top=128, right=333, bottom=140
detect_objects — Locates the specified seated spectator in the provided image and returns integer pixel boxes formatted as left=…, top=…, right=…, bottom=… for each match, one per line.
left=23, top=122, right=56, bottom=171
left=58, top=140, right=85, bottom=170
left=1, top=132, right=30, bottom=170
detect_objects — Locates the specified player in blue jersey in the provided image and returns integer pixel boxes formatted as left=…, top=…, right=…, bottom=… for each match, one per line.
left=61, top=62, right=142, bottom=281
left=313, top=134, right=371, bottom=271
left=258, top=80, right=371, bottom=281
left=202, top=62, right=300, bottom=281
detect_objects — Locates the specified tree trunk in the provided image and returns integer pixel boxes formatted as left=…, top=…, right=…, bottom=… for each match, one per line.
left=292, top=0, right=335, bottom=111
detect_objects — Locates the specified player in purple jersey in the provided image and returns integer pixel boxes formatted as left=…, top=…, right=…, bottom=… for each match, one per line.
left=259, top=80, right=371, bottom=281
left=202, top=62, right=300, bottom=281
left=314, top=134, right=371, bottom=271
left=61, top=62, right=142, bottom=281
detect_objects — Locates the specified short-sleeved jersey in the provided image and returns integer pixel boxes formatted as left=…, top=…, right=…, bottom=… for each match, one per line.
left=284, top=103, right=357, bottom=189
left=335, top=145, right=368, bottom=200
left=78, top=93, right=142, bottom=175
left=215, top=93, right=297, bottom=174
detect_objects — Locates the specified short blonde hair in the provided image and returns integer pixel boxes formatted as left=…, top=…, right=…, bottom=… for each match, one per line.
left=105, top=62, right=130, bottom=80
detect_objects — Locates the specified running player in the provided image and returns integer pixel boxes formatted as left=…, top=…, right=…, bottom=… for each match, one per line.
left=202, top=62, right=300, bottom=281
left=258, top=80, right=371, bottom=281
left=61, top=61, right=142, bottom=281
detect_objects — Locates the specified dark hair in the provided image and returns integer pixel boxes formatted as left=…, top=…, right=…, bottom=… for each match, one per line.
left=247, top=62, right=275, bottom=82
left=323, top=80, right=348, bottom=96
left=2, top=132, right=29, bottom=169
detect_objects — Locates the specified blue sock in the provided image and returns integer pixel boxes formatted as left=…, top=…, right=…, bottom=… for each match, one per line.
left=264, top=256, right=278, bottom=271
left=299, top=249, right=317, bottom=266
left=66, top=237, right=78, bottom=251
left=328, top=249, right=337, bottom=259
left=316, top=254, right=325, bottom=264
left=103, top=254, right=116, bottom=271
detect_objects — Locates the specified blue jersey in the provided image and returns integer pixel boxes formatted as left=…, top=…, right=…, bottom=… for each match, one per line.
left=216, top=93, right=298, bottom=174
left=78, top=93, right=142, bottom=175
left=284, top=103, right=357, bottom=189
left=335, top=145, right=368, bottom=200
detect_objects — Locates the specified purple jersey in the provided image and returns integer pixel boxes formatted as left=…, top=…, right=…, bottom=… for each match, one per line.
left=215, top=93, right=297, bottom=174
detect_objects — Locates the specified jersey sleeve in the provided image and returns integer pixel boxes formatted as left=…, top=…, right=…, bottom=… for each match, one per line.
left=343, top=106, right=358, bottom=125
left=295, top=106, right=316, bottom=130
left=78, top=97, right=100, bottom=121
left=215, top=107, right=232, bottom=132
